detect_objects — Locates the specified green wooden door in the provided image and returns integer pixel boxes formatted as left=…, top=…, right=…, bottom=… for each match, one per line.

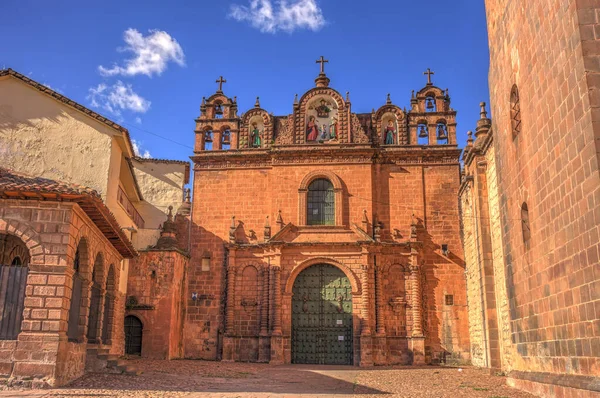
left=292, top=264, right=353, bottom=365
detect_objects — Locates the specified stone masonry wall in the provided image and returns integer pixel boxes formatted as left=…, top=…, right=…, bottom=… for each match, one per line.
left=126, top=250, right=188, bottom=359
left=485, top=0, right=600, bottom=391
left=0, top=199, right=124, bottom=387
left=188, top=157, right=469, bottom=364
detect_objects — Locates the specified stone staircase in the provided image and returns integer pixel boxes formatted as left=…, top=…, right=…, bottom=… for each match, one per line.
left=86, top=347, right=142, bottom=376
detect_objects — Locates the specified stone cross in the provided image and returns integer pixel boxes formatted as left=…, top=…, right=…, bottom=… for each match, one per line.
left=316, top=56, right=329, bottom=74
left=423, top=68, right=434, bottom=85
left=216, top=76, right=227, bottom=92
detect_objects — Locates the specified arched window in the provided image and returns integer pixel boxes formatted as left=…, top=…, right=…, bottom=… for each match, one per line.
left=521, top=202, right=531, bottom=249
left=10, top=257, right=21, bottom=266
left=510, top=85, right=521, bottom=139
left=307, top=179, right=335, bottom=225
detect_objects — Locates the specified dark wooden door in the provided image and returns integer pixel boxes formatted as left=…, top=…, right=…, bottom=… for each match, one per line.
left=292, top=264, right=353, bottom=365
left=124, top=315, right=143, bottom=355
left=0, top=265, right=28, bottom=340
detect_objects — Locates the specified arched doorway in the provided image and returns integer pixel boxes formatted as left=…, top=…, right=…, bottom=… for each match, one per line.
left=292, top=264, right=353, bottom=365
left=0, top=233, right=30, bottom=340
left=124, top=315, right=143, bottom=355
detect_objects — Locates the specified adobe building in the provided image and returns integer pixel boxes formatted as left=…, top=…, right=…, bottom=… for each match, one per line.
left=461, top=1, right=600, bottom=397
left=186, top=60, right=469, bottom=366
left=0, top=69, right=190, bottom=386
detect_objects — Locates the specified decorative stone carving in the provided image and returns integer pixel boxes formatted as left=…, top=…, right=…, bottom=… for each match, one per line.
left=351, top=114, right=370, bottom=144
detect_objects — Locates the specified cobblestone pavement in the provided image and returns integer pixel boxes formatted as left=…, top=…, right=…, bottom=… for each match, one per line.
left=0, top=360, right=536, bottom=398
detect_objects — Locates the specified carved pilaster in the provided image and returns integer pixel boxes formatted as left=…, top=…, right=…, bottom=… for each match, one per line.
left=272, top=265, right=282, bottom=335
left=225, top=266, right=237, bottom=335
left=410, top=259, right=423, bottom=337
left=361, top=264, right=371, bottom=335
left=375, top=265, right=385, bottom=335
left=260, top=265, right=269, bottom=335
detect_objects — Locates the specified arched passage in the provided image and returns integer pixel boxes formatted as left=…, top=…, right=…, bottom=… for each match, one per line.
left=87, top=253, right=104, bottom=343
left=101, top=265, right=116, bottom=345
left=124, top=315, right=143, bottom=355
left=291, top=263, right=353, bottom=365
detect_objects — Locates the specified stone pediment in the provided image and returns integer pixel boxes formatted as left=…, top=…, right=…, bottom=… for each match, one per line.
left=269, top=223, right=374, bottom=245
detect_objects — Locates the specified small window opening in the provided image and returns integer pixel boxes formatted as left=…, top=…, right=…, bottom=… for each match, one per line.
left=445, top=295, right=454, bottom=306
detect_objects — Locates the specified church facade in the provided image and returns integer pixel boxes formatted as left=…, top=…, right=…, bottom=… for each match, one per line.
left=184, top=61, right=470, bottom=366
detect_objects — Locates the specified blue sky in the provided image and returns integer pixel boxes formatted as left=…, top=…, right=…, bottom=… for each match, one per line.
left=1, top=0, right=490, bottom=161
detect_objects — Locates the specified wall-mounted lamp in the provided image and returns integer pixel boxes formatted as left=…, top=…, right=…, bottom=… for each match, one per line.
left=441, top=244, right=449, bottom=257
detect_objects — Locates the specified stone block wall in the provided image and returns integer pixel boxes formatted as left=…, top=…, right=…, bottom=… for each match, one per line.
left=481, top=0, right=600, bottom=395
left=0, top=199, right=125, bottom=387
left=126, top=250, right=188, bottom=359
left=188, top=153, right=469, bottom=365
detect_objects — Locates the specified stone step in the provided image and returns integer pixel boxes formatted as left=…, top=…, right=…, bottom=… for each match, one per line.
left=106, top=358, right=127, bottom=368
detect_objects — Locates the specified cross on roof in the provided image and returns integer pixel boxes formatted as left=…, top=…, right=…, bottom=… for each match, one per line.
left=423, top=68, right=434, bottom=85
left=216, top=76, right=227, bottom=92
left=316, top=56, right=329, bottom=74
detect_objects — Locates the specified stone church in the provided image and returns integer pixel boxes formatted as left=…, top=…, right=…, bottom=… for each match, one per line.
left=181, top=60, right=469, bottom=366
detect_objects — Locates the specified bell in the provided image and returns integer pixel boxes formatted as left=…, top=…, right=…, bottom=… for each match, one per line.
left=437, top=125, right=448, bottom=139
left=222, top=131, right=231, bottom=144
left=419, top=125, right=428, bottom=138
left=205, top=131, right=213, bottom=143
left=426, top=98, right=435, bottom=111
left=214, top=104, right=223, bottom=116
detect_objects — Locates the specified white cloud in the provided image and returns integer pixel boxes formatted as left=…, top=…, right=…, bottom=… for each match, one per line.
left=135, top=117, right=142, bottom=124
left=131, top=139, right=152, bottom=158
left=87, top=81, right=151, bottom=116
left=99, top=28, right=185, bottom=77
left=229, top=0, right=325, bottom=33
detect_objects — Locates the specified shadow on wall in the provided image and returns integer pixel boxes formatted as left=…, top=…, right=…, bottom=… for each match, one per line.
left=417, top=217, right=467, bottom=365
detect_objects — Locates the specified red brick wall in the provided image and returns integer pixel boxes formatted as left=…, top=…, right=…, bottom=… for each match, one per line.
left=486, top=0, right=600, bottom=381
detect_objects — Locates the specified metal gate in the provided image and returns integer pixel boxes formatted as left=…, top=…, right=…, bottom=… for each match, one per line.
left=292, top=264, right=353, bottom=365
left=0, top=265, right=28, bottom=340
left=124, top=315, right=143, bottom=355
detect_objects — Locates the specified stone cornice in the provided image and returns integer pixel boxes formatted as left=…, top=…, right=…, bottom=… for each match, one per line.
left=191, top=146, right=462, bottom=170
left=463, top=127, right=494, bottom=168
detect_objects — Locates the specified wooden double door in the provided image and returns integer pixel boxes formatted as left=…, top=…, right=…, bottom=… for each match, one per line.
left=292, top=264, right=353, bottom=365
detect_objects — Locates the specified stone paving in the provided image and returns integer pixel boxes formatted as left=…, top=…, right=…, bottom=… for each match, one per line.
left=0, top=360, right=536, bottom=397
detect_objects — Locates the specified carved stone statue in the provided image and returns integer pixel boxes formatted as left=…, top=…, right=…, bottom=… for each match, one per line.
left=251, top=122, right=262, bottom=148
left=329, top=116, right=337, bottom=139
left=384, top=120, right=396, bottom=145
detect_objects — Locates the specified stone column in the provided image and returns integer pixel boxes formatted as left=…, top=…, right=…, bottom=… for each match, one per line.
left=410, top=252, right=425, bottom=365
left=360, top=264, right=373, bottom=366
left=270, top=265, right=284, bottom=364
left=258, top=264, right=270, bottom=362
left=222, top=265, right=236, bottom=362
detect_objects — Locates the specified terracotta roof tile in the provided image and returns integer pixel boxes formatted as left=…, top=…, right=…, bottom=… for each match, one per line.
left=0, top=167, right=137, bottom=258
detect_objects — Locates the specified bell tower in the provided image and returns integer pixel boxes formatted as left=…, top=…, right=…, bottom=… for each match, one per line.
left=408, top=69, right=457, bottom=145
left=194, top=76, right=240, bottom=151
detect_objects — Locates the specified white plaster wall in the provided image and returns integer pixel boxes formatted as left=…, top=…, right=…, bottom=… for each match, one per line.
left=0, top=77, right=114, bottom=197
left=132, top=160, right=187, bottom=230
